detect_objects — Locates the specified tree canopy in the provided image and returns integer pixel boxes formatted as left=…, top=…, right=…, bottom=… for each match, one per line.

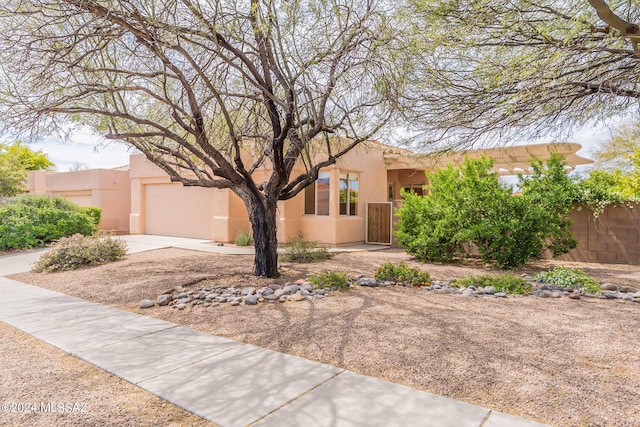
left=0, top=0, right=416, bottom=277
left=401, top=0, right=640, bottom=147
left=0, top=141, right=54, bottom=197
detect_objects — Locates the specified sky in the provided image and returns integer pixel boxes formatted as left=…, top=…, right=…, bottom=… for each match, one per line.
left=22, top=122, right=613, bottom=173
left=33, top=128, right=134, bottom=172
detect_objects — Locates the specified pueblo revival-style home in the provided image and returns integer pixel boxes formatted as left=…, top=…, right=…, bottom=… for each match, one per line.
left=26, top=142, right=592, bottom=247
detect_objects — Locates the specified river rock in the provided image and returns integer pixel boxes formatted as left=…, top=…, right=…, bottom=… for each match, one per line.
left=241, top=287, right=256, bottom=296
left=244, top=296, right=258, bottom=305
left=139, top=299, right=154, bottom=309
left=156, top=294, right=172, bottom=306
left=462, top=288, right=476, bottom=297
left=283, top=284, right=301, bottom=294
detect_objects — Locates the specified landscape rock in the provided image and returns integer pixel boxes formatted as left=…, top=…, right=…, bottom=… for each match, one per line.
left=241, top=287, right=256, bottom=296
left=139, top=299, right=155, bottom=309
left=152, top=269, right=632, bottom=311
left=244, top=296, right=258, bottom=305
left=358, top=278, right=378, bottom=287
left=288, top=293, right=306, bottom=302
left=156, top=294, right=172, bottom=306
left=283, top=284, right=301, bottom=294
left=462, top=288, right=476, bottom=297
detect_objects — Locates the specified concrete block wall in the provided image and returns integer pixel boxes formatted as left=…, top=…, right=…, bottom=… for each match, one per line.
left=558, top=203, right=640, bottom=265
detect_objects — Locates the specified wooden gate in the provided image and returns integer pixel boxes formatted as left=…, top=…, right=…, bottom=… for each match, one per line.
left=366, top=202, right=392, bottom=245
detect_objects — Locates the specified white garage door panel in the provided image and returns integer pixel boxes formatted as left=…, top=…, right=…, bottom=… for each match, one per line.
left=144, top=184, right=215, bottom=239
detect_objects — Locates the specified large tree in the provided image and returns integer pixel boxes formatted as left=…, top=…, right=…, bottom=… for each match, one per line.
left=402, top=0, right=640, bottom=147
left=0, top=0, right=411, bottom=277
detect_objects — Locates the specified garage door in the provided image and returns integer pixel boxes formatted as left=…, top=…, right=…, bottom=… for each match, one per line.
left=144, top=184, right=216, bottom=239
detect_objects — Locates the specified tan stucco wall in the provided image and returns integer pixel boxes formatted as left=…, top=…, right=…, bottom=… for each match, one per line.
left=292, top=143, right=388, bottom=246
left=27, top=169, right=131, bottom=234
left=129, top=154, right=251, bottom=241
left=26, top=170, right=48, bottom=195
left=129, top=143, right=389, bottom=246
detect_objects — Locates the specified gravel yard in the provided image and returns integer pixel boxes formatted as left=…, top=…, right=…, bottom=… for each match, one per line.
left=7, top=247, right=640, bottom=426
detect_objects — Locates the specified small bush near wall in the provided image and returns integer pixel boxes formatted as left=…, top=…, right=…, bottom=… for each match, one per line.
left=33, top=234, right=127, bottom=272
left=0, top=195, right=101, bottom=250
left=280, top=232, right=333, bottom=263
left=234, top=229, right=253, bottom=246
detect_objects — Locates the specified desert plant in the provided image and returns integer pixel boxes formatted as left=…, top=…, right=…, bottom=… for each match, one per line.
left=32, top=234, right=127, bottom=272
left=0, top=194, right=100, bottom=250
left=308, top=270, right=350, bottom=290
left=234, top=229, right=252, bottom=246
left=374, top=262, right=431, bottom=286
left=535, top=266, right=601, bottom=294
left=280, top=232, right=333, bottom=263
left=455, top=274, right=534, bottom=295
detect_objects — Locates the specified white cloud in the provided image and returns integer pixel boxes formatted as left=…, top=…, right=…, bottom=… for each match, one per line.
left=29, top=128, right=135, bottom=171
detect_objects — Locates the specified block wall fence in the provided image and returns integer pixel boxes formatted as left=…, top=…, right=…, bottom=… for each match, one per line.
left=557, top=203, right=640, bottom=265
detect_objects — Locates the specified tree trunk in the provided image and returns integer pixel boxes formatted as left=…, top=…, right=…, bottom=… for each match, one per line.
left=246, top=196, right=279, bottom=278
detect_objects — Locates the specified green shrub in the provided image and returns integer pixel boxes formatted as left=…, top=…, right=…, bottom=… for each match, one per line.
left=535, top=266, right=601, bottom=294
left=234, top=229, right=252, bottom=246
left=32, top=234, right=127, bottom=272
left=280, top=232, right=333, bottom=263
left=455, top=274, right=534, bottom=295
left=308, top=270, right=350, bottom=290
left=0, top=195, right=101, bottom=250
left=374, top=262, right=431, bottom=286
left=395, top=154, right=577, bottom=269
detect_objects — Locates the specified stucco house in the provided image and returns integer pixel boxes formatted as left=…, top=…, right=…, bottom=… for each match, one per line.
left=27, top=141, right=591, bottom=247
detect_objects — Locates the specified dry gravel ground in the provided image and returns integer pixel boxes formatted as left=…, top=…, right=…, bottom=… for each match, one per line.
left=7, top=247, right=640, bottom=427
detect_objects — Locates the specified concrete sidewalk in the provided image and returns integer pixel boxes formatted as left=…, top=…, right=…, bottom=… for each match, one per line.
left=0, top=238, right=549, bottom=427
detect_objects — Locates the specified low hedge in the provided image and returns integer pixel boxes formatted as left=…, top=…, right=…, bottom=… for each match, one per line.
left=0, top=195, right=101, bottom=250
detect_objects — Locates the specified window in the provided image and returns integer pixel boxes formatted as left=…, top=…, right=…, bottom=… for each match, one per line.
left=339, top=173, right=358, bottom=216
left=401, top=184, right=424, bottom=196
left=304, top=171, right=330, bottom=215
